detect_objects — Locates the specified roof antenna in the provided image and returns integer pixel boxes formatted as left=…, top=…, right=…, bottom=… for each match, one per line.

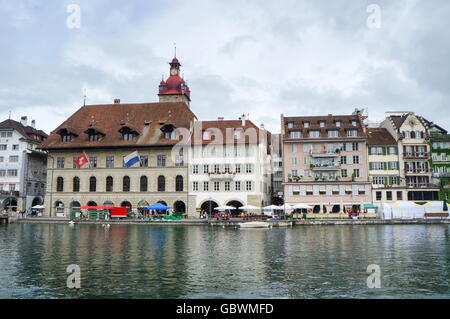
left=174, top=42, right=177, bottom=58
left=83, top=88, right=87, bottom=107
left=9, top=110, right=11, bottom=119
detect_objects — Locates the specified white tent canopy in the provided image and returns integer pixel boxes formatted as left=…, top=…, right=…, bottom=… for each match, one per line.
left=291, top=203, right=313, bottom=209
left=263, top=205, right=280, bottom=210
left=32, top=205, right=45, bottom=209
left=214, top=205, right=235, bottom=211
left=240, top=205, right=260, bottom=210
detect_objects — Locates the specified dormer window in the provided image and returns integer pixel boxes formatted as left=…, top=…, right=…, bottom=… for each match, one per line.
left=62, top=135, right=72, bottom=142
left=160, top=124, right=176, bottom=140
left=57, top=127, right=79, bottom=143
left=84, top=127, right=105, bottom=142
left=119, top=125, right=140, bottom=142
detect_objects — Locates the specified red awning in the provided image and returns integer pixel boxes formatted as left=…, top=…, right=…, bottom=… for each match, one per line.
left=80, top=206, right=116, bottom=210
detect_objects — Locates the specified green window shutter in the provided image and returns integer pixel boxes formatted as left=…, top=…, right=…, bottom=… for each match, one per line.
left=382, top=147, right=387, bottom=155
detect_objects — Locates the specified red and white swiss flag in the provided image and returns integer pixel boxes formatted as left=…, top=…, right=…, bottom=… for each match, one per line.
left=74, top=152, right=89, bottom=169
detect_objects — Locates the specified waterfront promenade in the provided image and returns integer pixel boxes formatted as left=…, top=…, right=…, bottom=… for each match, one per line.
left=11, top=217, right=450, bottom=227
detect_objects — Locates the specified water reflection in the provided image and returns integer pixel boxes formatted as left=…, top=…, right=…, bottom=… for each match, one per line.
left=0, top=224, right=449, bottom=298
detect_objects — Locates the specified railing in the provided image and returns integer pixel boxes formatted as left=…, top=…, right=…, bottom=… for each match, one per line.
left=310, top=150, right=341, bottom=157
left=406, top=183, right=439, bottom=189
left=0, top=191, right=20, bottom=197
left=403, top=152, right=429, bottom=159
left=311, top=164, right=340, bottom=170
left=208, top=172, right=236, bottom=180
left=404, top=169, right=431, bottom=174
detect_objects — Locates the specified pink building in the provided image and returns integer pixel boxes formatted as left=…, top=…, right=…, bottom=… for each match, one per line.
left=281, top=112, right=372, bottom=214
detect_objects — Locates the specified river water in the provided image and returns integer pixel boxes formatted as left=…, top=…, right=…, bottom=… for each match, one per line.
left=0, top=223, right=449, bottom=299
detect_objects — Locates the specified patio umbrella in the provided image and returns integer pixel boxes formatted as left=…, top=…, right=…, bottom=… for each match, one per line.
left=240, top=205, right=260, bottom=210
left=292, top=203, right=313, bottom=209
left=214, top=205, right=234, bottom=211
left=147, top=203, right=170, bottom=210
left=263, top=205, right=280, bottom=210
left=32, top=205, right=45, bottom=209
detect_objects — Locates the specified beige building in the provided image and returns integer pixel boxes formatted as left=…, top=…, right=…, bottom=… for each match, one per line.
left=367, top=128, right=403, bottom=204
left=282, top=112, right=372, bottom=215
left=40, top=56, right=199, bottom=217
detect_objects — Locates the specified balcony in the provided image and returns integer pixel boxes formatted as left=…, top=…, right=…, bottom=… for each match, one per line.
left=403, top=152, right=429, bottom=159
left=310, top=150, right=340, bottom=158
left=0, top=191, right=20, bottom=197
left=407, top=183, right=439, bottom=189
left=404, top=169, right=431, bottom=175
left=208, top=172, right=236, bottom=180
left=311, top=163, right=341, bottom=171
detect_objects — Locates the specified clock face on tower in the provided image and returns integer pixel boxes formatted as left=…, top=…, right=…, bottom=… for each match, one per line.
left=171, top=68, right=178, bottom=76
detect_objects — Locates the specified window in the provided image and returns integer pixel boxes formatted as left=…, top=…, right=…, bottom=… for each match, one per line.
left=347, top=130, right=357, bottom=137
left=57, top=157, right=65, bottom=169
left=234, top=129, right=243, bottom=139
left=341, top=169, right=348, bottom=178
left=140, top=155, right=149, bottom=167
left=140, top=176, right=148, bottom=192
left=287, top=122, right=294, bottom=129
left=340, top=156, right=347, bottom=165
left=224, top=164, right=231, bottom=173
left=245, top=164, right=253, bottom=173
left=353, top=169, right=360, bottom=178
left=123, top=133, right=134, bottom=141
left=336, top=121, right=341, bottom=127
left=397, top=191, right=403, bottom=200
left=309, top=131, right=320, bottom=138
left=303, top=122, right=310, bottom=128
left=214, top=181, right=220, bottom=191
left=213, top=164, right=220, bottom=174
left=389, top=147, right=397, bottom=155
left=353, top=156, right=360, bottom=164
left=203, top=165, right=209, bottom=174
left=319, top=121, right=325, bottom=128
left=387, top=191, right=393, bottom=201
left=0, top=156, right=3, bottom=162
left=291, top=144, right=298, bottom=153
left=9, top=156, right=19, bottom=162
left=290, top=131, right=301, bottom=138
left=376, top=191, right=382, bottom=201
left=246, top=181, right=253, bottom=191
left=62, top=134, right=71, bottom=142
left=106, top=176, right=113, bottom=192
left=0, top=145, right=7, bottom=150
left=225, top=181, right=231, bottom=191
left=157, top=155, right=166, bottom=167
left=89, top=157, right=98, bottom=168
left=176, top=175, right=183, bottom=192
left=7, top=169, right=18, bottom=177
left=328, top=130, right=339, bottom=138
left=442, top=154, right=447, bottom=161
left=235, top=181, right=241, bottom=191
left=235, top=164, right=241, bottom=173
left=106, top=156, right=115, bottom=168
left=12, top=145, right=19, bottom=150
left=73, top=177, right=80, bottom=192
left=351, top=121, right=357, bottom=127
left=89, top=176, right=97, bottom=192
left=352, top=142, right=359, bottom=151
left=0, top=170, right=5, bottom=177
left=157, top=176, right=165, bottom=192
left=89, top=134, right=99, bottom=142
left=203, top=181, right=209, bottom=191
left=57, top=177, right=64, bottom=192
left=192, top=165, right=199, bottom=174
left=123, top=176, right=131, bottom=192
left=291, top=157, right=297, bottom=165
left=193, top=181, right=199, bottom=192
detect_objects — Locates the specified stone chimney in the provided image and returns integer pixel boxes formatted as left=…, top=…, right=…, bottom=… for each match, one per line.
left=217, top=117, right=224, bottom=121
left=31, top=120, right=36, bottom=128
left=20, top=116, right=28, bottom=127
left=114, top=99, right=121, bottom=104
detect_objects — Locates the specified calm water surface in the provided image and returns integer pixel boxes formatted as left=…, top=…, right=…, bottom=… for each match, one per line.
left=0, top=223, right=449, bottom=299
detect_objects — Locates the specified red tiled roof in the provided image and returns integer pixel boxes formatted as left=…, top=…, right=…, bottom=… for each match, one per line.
left=0, top=119, right=48, bottom=141
left=282, top=114, right=367, bottom=139
left=367, top=128, right=397, bottom=145
left=40, top=102, right=197, bottom=150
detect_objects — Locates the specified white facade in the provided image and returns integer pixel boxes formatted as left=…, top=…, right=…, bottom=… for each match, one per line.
left=188, top=141, right=272, bottom=216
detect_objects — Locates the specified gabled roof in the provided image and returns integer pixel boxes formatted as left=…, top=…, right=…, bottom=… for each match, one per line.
left=0, top=119, right=48, bottom=142
left=40, top=102, right=197, bottom=150
left=367, top=128, right=397, bottom=145
left=192, top=120, right=270, bottom=145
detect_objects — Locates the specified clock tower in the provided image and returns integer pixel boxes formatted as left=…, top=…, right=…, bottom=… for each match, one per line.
left=158, top=56, right=191, bottom=107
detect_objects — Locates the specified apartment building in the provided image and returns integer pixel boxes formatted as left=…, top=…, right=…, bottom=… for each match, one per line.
left=281, top=112, right=372, bottom=214
left=188, top=116, right=272, bottom=216
left=381, top=112, right=439, bottom=201
left=429, top=124, right=450, bottom=200
left=0, top=117, right=48, bottom=211
left=367, top=128, right=403, bottom=204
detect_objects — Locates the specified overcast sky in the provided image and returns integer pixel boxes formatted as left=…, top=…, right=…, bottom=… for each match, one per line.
left=1, top=0, right=449, bottom=134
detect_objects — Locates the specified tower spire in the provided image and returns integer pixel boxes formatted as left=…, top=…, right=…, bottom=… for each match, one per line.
left=174, top=42, right=177, bottom=58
